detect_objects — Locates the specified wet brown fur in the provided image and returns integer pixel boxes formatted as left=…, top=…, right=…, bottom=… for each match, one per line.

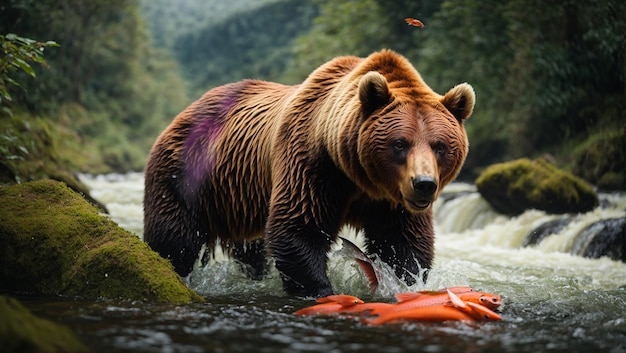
left=143, top=50, right=475, bottom=296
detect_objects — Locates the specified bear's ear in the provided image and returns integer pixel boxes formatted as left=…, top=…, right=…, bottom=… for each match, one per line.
left=358, top=71, right=391, bottom=116
left=440, top=83, right=475, bottom=122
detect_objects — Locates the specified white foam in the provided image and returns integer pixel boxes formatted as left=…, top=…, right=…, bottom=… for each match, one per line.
left=81, top=175, right=626, bottom=297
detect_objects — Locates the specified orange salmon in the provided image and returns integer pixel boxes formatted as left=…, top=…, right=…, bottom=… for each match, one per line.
left=464, top=301, right=502, bottom=320
left=368, top=289, right=499, bottom=316
left=337, top=302, right=394, bottom=315
left=437, top=287, right=501, bottom=310
left=445, top=289, right=502, bottom=321
left=295, top=290, right=502, bottom=322
left=295, top=301, right=396, bottom=317
left=294, top=302, right=347, bottom=316
left=434, top=286, right=476, bottom=294
left=391, top=290, right=501, bottom=311
left=367, top=304, right=475, bottom=325
left=452, top=291, right=501, bottom=310
left=366, top=290, right=501, bottom=325
left=294, top=294, right=364, bottom=316
left=375, top=291, right=455, bottom=314
left=316, top=294, right=364, bottom=306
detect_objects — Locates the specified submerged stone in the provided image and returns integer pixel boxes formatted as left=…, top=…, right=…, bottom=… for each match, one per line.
left=573, top=217, right=626, bottom=262
left=523, top=215, right=573, bottom=247
left=0, top=180, right=204, bottom=304
left=476, top=158, right=599, bottom=215
left=0, top=295, right=88, bottom=353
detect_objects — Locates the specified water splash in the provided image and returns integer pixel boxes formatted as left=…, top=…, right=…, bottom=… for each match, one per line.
left=71, top=174, right=626, bottom=353
left=434, top=187, right=626, bottom=257
left=80, top=173, right=626, bottom=298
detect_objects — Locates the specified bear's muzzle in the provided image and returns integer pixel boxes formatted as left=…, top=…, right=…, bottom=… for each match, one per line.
left=407, top=175, right=438, bottom=211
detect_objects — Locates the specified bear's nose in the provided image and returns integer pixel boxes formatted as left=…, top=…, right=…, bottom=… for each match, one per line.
left=412, top=175, right=438, bottom=197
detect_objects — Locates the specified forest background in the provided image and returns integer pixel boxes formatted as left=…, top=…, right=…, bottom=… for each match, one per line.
left=0, top=0, right=624, bottom=190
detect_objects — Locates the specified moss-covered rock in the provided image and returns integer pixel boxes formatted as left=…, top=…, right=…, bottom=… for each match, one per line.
left=0, top=180, right=204, bottom=303
left=476, top=158, right=599, bottom=215
left=0, top=295, right=88, bottom=353
left=571, top=129, right=626, bottom=191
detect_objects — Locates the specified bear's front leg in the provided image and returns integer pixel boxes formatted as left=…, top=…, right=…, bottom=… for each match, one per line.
left=265, top=222, right=335, bottom=297
left=231, top=239, right=270, bottom=280
left=361, top=202, right=435, bottom=286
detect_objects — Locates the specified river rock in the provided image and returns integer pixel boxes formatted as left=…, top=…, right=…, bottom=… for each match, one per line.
left=573, top=217, right=626, bottom=262
left=476, top=158, right=599, bottom=215
left=0, top=295, right=88, bottom=353
left=522, top=215, right=573, bottom=247
left=0, top=180, right=204, bottom=303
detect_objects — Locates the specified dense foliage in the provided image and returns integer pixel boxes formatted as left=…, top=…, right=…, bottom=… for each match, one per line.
left=140, top=0, right=283, bottom=51
left=0, top=33, right=58, bottom=116
left=412, top=0, right=624, bottom=177
left=288, top=0, right=624, bottom=184
left=0, top=0, right=190, bottom=173
left=283, top=0, right=442, bottom=79
left=170, top=0, right=317, bottom=94
left=0, top=0, right=623, bottom=188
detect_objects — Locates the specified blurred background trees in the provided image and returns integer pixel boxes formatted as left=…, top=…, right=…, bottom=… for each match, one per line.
left=411, top=0, right=624, bottom=182
left=0, top=0, right=190, bottom=174
left=1, top=0, right=623, bottom=188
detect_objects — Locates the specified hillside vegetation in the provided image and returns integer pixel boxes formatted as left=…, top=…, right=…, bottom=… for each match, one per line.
left=1, top=0, right=623, bottom=189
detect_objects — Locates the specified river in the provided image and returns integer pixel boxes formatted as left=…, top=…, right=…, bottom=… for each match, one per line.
left=20, top=173, right=626, bottom=353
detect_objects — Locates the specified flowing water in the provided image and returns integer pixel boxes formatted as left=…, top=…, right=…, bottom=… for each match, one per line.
left=19, top=173, right=626, bottom=353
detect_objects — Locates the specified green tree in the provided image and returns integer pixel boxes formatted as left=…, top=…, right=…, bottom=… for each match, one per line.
left=285, top=0, right=392, bottom=80
left=0, top=33, right=58, bottom=116
left=0, top=0, right=191, bottom=172
left=413, top=1, right=514, bottom=171
left=172, top=0, right=317, bottom=93
left=140, top=0, right=283, bottom=52
left=284, top=0, right=443, bottom=86
left=417, top=0, right=624, bottom=174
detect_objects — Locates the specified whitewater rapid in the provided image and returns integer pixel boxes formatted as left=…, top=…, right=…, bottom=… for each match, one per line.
left=75, top=173, right=626, bottom=353
left=80, top=173, right=626, bottom=296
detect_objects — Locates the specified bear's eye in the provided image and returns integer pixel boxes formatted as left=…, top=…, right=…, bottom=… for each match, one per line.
left=393, top=139, right=407, bottom=152
left=433, top=141, right=447, bottom=156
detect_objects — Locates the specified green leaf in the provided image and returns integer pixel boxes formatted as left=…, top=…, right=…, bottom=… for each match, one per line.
left=4, top=77, right=22, bottom=89
left=14, top=58, right=36, bottom=77
left=17, top=145, right=29, bottom=155
left=0, top=88, right=13, bottom=102
left=0, top=106, right=13, bottom=117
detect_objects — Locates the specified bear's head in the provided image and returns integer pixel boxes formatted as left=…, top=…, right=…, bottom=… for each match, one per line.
left=355, top=66, right=475, bottom=213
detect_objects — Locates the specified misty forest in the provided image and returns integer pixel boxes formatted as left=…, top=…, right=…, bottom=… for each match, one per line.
left=1, top=0, right=624, bottom=190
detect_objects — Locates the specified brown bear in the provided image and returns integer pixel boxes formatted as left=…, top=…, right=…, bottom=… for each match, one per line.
left=143, top=49, right=475, bottom=297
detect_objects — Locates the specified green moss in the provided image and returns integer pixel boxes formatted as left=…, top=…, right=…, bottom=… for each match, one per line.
left=0, top=180, right=204, bottom=304
left=476, top=158, right=599, bottom=215
left=66, top=236, right=204, bottom=302
left=571, top=130, right=626, bottom=191
left=0, top=295, right=89, bottom=353
left=597, top=172, right=625, bottom=190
